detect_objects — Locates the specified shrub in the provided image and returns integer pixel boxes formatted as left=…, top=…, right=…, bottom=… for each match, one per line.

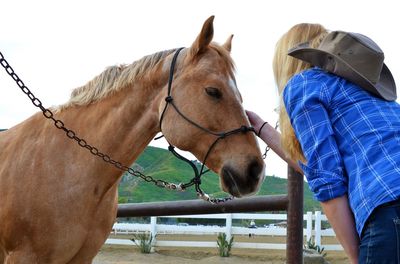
left=304, top=237, right=327, bottom=257
left=131, top=232, right=154, bottom=254
left=217, top=233, right=234, bottom=257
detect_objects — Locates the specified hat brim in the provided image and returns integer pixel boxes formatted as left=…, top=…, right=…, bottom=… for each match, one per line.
left=288, top=45, right=397, bottom=101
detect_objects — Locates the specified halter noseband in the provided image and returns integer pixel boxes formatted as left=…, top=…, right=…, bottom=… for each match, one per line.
left=158, top=47, right=256, bottom=204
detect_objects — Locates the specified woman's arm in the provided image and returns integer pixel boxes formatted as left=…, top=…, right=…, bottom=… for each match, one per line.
left=321, top=195, right=359, bottom=264
left=247, top=110, right=359, bottom=263
left=246, top=110, right=302, bottom=173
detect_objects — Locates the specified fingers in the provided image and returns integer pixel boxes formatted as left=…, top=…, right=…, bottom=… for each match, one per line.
left=245, top=110, right=264, bottom=128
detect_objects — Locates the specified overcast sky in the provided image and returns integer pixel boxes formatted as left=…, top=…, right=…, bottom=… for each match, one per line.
left=1, top=0, right=399, bottom=178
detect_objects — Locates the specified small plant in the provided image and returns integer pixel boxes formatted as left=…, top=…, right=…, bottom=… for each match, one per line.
left=304, top=237, right=327, bottom=257
left=217, top=233, right=234, bottom=257
left=131, top=232, right=154, bottom=254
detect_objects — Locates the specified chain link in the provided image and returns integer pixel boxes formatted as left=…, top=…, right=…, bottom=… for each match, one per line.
left=0, top=51, right=186, bottom=191
left=197, top=191, right=233, bottom=204
left=261, top=120, right=279, bottom=159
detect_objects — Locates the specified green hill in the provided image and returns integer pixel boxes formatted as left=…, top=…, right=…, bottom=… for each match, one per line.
left=118, top=146, right=321, bottom=212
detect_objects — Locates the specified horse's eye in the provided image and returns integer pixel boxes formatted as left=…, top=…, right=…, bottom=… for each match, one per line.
left=205, top=87, right=222, bottom=99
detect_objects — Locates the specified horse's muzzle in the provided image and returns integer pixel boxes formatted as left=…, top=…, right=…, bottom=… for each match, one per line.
left=221, top=158, right=265, bottom=197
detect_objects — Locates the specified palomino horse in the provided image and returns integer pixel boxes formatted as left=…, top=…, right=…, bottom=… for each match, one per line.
left=0, top=16, right=265, bottom=263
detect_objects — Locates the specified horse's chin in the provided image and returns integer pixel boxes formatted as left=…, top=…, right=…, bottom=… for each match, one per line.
left=220, top=161, right=265, bottom=198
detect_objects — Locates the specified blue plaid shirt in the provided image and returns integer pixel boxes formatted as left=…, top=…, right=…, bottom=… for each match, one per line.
left=283, top=67, right=400, bottom=236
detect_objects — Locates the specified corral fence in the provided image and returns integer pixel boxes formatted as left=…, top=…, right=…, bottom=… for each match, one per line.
left=115, top=167, right=305, bottom=263
left=107, top=211, right=341, bottom=251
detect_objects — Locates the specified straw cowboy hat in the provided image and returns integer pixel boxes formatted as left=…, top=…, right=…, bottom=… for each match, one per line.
left=288, top=31, right=397, bottom=101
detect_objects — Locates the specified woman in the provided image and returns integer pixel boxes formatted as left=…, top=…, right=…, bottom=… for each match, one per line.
left=248, top=24, right=400, bottom=263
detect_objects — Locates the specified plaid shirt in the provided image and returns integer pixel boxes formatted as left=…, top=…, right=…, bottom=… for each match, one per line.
left=283, top=67, right=400, bottom=236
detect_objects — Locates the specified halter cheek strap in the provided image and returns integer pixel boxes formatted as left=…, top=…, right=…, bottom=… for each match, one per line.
left=159, top=47, right=185, bottom=131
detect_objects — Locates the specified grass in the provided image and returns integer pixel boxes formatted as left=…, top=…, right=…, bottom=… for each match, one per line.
left=118, top=146, right=322, bottom=212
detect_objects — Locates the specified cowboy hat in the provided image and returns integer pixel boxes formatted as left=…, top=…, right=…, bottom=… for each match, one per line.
left=288, top=31, right=397, bottom=101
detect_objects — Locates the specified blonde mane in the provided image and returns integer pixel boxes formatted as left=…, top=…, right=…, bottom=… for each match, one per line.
left=58, top=49, right=175, bottom=111
left=58, top=44, right=234, bottom=111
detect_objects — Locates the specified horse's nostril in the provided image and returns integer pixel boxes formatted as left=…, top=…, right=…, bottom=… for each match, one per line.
left=247, top=159, right=263, bottom=184
left=222, top=166, right=241, bottom=197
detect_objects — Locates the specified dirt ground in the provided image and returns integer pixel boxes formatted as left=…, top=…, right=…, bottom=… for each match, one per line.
left=94, top=245, right=349, bottom=264
left=94, top=234, right=349, bottom=264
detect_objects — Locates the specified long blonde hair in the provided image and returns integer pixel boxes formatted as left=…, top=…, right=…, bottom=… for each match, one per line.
left=273, top=23, right=328, bottom=163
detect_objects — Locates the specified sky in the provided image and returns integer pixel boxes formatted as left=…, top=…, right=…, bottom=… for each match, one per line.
left=1, top=0, right=399, bottom=178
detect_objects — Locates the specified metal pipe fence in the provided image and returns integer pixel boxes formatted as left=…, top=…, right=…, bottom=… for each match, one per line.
left=117, top=166, right=304, bottom=263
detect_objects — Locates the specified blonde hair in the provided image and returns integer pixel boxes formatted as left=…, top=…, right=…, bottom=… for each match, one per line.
left=273, top=23, right=328, bottom=163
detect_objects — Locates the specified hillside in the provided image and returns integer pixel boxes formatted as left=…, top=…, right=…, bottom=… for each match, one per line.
left=118, top=146, right=321, bottom=212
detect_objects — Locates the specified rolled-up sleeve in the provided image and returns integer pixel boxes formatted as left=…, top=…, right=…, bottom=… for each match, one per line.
left=283, top=73, right=348, bottom=202
left=300, top=164, right=347, bottom=201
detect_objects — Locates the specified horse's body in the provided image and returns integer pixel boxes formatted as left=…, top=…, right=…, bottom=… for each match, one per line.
left=0, top=17, right=264, bottom=263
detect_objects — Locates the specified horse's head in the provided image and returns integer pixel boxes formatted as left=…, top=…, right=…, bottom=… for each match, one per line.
left=160, top=16, right=265, bottom=198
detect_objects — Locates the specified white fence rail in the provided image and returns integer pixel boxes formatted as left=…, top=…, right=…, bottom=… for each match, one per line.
left=106, top=211, right=342, bottom=251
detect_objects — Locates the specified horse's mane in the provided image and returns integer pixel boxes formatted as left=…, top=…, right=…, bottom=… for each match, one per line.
left=57, top=44, right=234, bottom=111
left=57, top=49, right=176, bottom=111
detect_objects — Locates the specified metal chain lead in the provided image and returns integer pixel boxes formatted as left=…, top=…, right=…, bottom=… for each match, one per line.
left=260, top=120, right=279, bottom=159
left=0, top=51, right=187, bottom=192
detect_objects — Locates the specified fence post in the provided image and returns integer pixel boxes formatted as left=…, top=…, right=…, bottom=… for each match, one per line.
left=314, top=211, right=322, bottom=247
left=306, top=211, right=312, bottom=243
left=286, top=166, right=304, bottom=264
left=226, top=213, right=232, bottom=241
left=150, top=216, right=157, bottom=251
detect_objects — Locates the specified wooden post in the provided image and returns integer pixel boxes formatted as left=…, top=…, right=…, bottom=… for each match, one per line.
left=286, top=166, right=304, bottom=264
left=306, top=211, right=313, bottom=243
left=150, top=216, right=157, bottom=252
left=315, top=211, right=322, bottom=247
left=226, top=213, right=232, bottom=241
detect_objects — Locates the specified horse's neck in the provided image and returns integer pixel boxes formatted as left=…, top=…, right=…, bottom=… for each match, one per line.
left=57, top=82, right=164, bottom=179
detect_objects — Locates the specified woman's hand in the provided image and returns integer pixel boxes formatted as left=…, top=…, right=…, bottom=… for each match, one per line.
left=246, top=109, right=303, bottom=174
left=246, top=110, right=265, bottom=134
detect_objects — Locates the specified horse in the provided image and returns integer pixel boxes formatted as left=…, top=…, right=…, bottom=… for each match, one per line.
left=0, top=16, right=265, bottom=263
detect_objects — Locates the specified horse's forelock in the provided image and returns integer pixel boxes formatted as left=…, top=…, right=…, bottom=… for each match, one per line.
left=209, top=43, right=236, bottom=77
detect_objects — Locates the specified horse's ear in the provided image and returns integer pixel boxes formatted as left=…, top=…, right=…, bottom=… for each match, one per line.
left=188, top=16, right=214, bottom=57
left=222, top=34, right=234, bottom=52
